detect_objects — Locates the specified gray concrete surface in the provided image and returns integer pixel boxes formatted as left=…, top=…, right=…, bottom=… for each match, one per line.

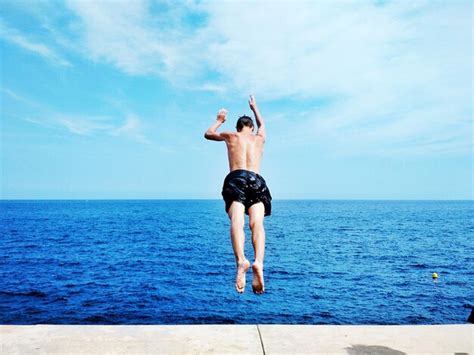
left=1, top=324, right=472, bottom=354
left=1, top=325, right=262, bottom=354
left=259, top=324, right=473, bottom=354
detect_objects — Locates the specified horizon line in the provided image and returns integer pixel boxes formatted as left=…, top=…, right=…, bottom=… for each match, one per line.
left=0, top=198, right=472, bottom=202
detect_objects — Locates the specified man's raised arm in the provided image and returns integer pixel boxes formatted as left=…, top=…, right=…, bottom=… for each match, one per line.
left=204, top=108, right=229, bottom=141
left=249, top=95, right=266, bottom=141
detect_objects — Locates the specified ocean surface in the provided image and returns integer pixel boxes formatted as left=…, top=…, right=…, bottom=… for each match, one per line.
left=0, top=200, right=472, bottom=325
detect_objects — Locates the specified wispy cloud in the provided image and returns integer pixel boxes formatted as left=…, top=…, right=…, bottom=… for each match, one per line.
left=55, top=115, right=114, bottom=135
left=60, top=1, right=471, bottom=156
left=190, top=83, right=227, bottom=94
left=54, top=114, right=151, bottom=145
left=4, top=1, right=471, bottom=156
left=64, top=0, right=210, bottom=82
left=2, top=88, right=151, bottom=144
left=1, top=87, right=43, bottom=107
left=0, top=19, right=72, bottom=67
left=111, top=114, right=152, bottom=144
left=200, top=1, right=471, bottom=156
left=55, top=114, right=152, bottom=144
left=64, top=0, right=185, bottom=76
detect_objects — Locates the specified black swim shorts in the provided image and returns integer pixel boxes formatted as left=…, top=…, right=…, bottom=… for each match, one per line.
left=221, top=169, right=272, bottom=216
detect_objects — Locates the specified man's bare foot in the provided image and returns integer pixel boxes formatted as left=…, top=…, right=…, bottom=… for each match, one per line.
left=235, top=259, right=250, bottom=293
left=252, top=261, right=265, bottom=295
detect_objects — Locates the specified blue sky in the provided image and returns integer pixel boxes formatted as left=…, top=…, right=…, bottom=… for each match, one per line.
left=1, top=0, right=472, bottom=199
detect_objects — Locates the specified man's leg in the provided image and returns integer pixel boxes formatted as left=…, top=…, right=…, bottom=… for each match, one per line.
left=248, top=202, right=265, bottom=294
left=228, top=201, right=250, bottom=293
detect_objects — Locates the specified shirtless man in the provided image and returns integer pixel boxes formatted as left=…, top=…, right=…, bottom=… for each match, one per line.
left=204, top=95, right=272, bottom=295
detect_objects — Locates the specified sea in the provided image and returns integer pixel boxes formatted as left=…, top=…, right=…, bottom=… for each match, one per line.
left=0, top=200, right=472, bottom=325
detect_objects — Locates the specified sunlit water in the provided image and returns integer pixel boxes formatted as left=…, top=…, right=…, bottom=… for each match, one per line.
left=1, top=200, right=472, bottom=324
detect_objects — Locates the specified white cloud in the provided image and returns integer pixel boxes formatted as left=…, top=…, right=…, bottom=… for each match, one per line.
left=111, top=114, right=152, bottom=144
left=198, top=1, right=471, bottom=156
left=64, top=0, right=196, bottom=76
left=56, top=116, right=114, bottom=135
left=11, top=1, right=473, bottom=156
left=190, top=83, right=227, bottom=94
left=53, top=114, right=151, bottom=144
left=64, top=0, right=212, bottom=83
left=0, top=19, right=72, bottom=67
left=1, top=87, right=43, bottom=107
left=2, top=88, right=151, bottom=144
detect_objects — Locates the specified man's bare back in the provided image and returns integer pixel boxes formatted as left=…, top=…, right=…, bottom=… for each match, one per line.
left=224, top=131, right=264, bottom=173
left=204, top=95, right=272, bottom=295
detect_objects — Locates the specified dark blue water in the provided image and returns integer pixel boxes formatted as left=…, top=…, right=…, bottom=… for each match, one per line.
left=1, top=200, right=472, bottom=325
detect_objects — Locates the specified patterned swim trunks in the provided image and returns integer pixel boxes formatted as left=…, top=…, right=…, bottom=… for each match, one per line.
left=221, top=169, right=272, bottom=217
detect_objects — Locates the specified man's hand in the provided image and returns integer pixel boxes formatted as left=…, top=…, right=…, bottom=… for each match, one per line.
left=217, top=108, right=228, bottom=122
left=248, top=95, right=257, bottom=111
left=205, top=108, right=231, bottom=141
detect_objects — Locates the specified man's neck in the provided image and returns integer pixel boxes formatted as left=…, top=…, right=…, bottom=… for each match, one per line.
left=238, top=129, right=253, bottom=136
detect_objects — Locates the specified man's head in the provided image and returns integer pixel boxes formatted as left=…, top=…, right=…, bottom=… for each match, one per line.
left=236, top=115, right=254, bottom=132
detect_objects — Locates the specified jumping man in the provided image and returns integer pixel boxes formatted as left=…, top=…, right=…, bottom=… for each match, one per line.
left=204, top=95, right=272, bottom=295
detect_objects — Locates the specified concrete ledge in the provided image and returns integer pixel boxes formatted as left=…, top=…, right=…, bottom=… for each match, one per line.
left=259, top=324, right=473, bottom=354
left=1, top=324, right=472, bottom=354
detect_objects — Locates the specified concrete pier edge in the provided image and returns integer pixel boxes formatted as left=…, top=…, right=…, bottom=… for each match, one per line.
left=1, top=324, right=473, bottom=354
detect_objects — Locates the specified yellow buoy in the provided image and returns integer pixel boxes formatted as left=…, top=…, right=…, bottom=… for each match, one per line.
left=432, top=272, right=438, bottom=279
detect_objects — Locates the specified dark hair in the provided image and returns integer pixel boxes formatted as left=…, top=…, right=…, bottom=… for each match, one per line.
left=236, top=115, right=254, bottom=132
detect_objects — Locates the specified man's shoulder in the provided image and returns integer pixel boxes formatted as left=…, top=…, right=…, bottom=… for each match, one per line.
left=221, top=131, right=238, bottom=139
